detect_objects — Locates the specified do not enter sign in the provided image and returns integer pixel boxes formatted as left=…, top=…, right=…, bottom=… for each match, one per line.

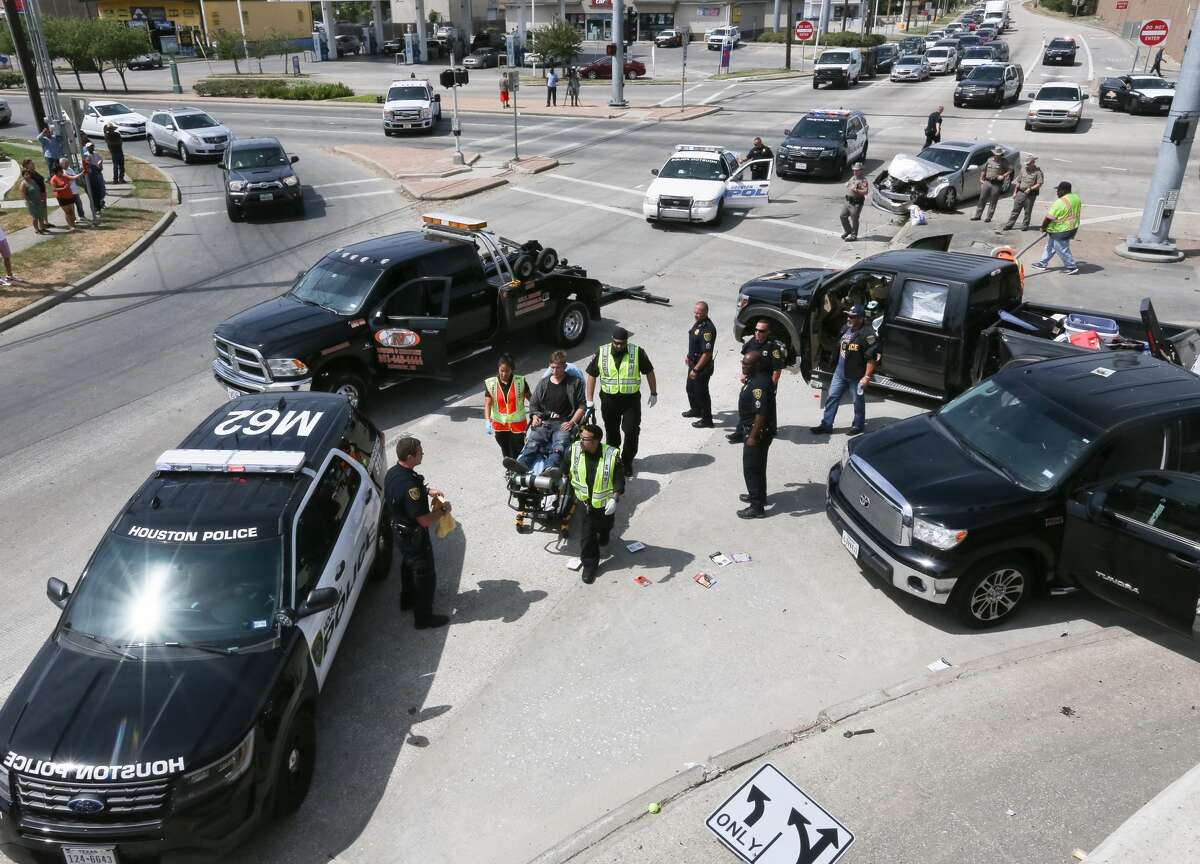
left=1140, top=19, right=1169, bottom=47
left=794, top=20, right=814, bottom=41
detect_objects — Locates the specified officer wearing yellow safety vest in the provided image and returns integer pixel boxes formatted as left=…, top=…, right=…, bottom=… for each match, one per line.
left=1034, top=180, right=1082, bottom=276
left=483, top=353, right=530, bottom=462
left=585, top=326, right=657, bottom=478
left=569, top=423, right=625, bottom=584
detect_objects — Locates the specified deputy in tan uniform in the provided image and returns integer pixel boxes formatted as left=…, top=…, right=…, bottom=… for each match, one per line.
left=840, top=162, right=869, bottom=241
left=1003, top=155, right=1044, bottom=231
left=971, top=146, right=1012, bottom=222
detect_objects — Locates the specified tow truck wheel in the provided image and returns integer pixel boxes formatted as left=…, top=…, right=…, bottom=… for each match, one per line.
left=273, top=709, right=316, bottom=817
left=951, top=555, right=1033, bottom=629
left=536, top=248, right=559, bottom=273
left=513, top=255, right=536, bottom=280
left=552, top=300, right=589, bottom=348
left=319, top=369, right=368, bottom=409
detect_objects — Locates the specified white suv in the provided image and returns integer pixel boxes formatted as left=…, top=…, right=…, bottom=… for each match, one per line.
left=707, top=26, right=740, bottom=50
left=382, top=78, right=442, bottom=134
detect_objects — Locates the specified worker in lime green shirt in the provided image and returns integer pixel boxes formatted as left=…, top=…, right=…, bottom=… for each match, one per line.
left=1034, top=180, right=1082, bottom=275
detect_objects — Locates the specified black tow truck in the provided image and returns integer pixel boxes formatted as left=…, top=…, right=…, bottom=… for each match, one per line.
left=734, top=245, right=1197, bottom=401
left=213, top=213, right=667, bottom=409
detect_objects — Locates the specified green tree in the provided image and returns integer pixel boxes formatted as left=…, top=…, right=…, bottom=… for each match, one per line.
left=95, top=20, right=150, bottom=92
left=212, top=29, right=246, bottom=74
left=251, top=30, right=289, bottom=73
left=43, top=17, right=90, bottom=90
left=530, top=22, right=582, bottom=69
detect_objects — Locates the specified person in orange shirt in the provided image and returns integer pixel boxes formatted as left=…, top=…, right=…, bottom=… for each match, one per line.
left=48, top=163, right=78, bottom=230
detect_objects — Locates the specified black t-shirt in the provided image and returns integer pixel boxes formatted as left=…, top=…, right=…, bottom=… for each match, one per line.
left=586, top=346, right=655, bottom=377
left=688, top=317, right=717, bottom=367
left=384, top=464, right=428, bottom=529
left=737, top=372, right=777, bottom=436
left=926, top=111, right=941, bottom=133
left=741, top=337, right=786, bottom=373
left=532, top=375, right=582, bottom=419
left=840, top=324, right=882, bottom=380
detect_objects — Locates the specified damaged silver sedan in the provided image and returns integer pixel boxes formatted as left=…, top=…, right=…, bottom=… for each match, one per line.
left=870, top=140, right=1020, bottom=213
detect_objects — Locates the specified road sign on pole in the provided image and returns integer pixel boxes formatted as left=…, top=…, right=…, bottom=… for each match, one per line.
left=795, top=19, right=814, bottom=40
left=1140, top=19, right=1169, bottom=47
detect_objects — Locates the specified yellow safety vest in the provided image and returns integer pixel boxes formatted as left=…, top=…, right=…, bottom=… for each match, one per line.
left=1047, top=193, right=1081, bottom=235
left=485, top=375, right=527, bottom=431
left=597, top=343, right=641, bottom=395
left=569, top=441, right=620, bottom=509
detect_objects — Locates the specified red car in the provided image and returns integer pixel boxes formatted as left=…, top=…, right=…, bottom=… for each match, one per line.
left=579, top=56, right=646, bottom=80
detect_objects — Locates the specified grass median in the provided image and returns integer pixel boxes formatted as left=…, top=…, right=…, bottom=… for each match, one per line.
left=0, top=207, right=161, bottom=318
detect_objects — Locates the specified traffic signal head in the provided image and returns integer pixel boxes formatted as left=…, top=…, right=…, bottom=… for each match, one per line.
left=440, top=69, right=454, bottom=88
left=606, top=43, right=616, bottom=56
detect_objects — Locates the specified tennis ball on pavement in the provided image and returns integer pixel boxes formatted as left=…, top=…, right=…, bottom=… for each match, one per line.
left=647, top=802, right=661, bottom=815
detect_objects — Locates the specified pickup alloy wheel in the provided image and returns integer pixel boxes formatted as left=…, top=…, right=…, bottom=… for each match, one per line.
left=952, top=555, right=1032, bottom=628
left=321, top=369, right=367, bottom=408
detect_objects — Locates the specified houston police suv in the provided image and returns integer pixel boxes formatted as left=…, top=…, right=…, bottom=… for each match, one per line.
left=0, top=392, right=386, bottom=864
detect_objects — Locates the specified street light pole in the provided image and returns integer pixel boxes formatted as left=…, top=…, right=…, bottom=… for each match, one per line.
left=233, top=0, right=250, bottom=64
left=610, top=0, right=626, bottom=107
left=2, top=0, right=45, bottom=130
left=1118, top=8, right=1200, bottom=262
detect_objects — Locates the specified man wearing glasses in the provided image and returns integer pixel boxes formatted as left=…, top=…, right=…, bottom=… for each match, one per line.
left=586, top=326, right=657, bottom=478
left=568, top=423, right=625, bottom=584
left=729, top=322, right=785, bottom=443
left=505, top=350, right=585, bottom=476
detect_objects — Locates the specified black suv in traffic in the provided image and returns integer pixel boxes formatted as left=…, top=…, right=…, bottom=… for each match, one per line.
left=1043, top=37, right=1077, bottom=65
left=775, top=109, right=869, bottom=179
left=221, top=136, right=304, bottom=222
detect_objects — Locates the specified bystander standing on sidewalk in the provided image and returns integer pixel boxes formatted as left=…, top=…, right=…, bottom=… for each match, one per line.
left=49, top=163, right=79, bottom=231
left=103, top=123, right=126, bottom=184
left=19, top=167, right=49, bottom=234
left=568, top=66, right=581, bottom=106
left=84, top=143, right=106, bottom=212
left=500, top=78, right=510, bottom=108
left=37, top=126, right=62, bottom=177
left=58, top=158, right=87, bottom=221
left=546, top=67, right=559, bottom=106
left=0, top=224, right=18, bottom=286
left=1151, top=46, right=1165, bottom=76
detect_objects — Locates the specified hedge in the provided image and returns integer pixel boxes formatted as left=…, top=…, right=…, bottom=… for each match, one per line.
left=751, top=30, right=885, bottom=46
left=193, top=78, right=353, bottom=100
left=0, top=71, right=23, bottom=89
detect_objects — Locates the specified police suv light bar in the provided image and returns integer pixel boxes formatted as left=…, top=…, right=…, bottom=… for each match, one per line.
left=156, top=450, right=306, bottom=474
left=674, top=144, right=726, bottom=153
left=421, top=213, right=488, bottom=231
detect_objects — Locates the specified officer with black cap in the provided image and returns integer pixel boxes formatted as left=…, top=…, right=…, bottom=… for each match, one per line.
left=737, top=350, right=776, bottom=518
left=384, top=435, right=451, bottom=629
left=729, top=321, right=785, bottom=443
left=682, top=300, right=716, bottom=428
left=810, top=304, right=879, bottom=436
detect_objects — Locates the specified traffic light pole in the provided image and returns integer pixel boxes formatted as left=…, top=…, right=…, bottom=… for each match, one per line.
left=3, top=0, right=46, bottom=131
left=610, top=0, right=627, bottom=107
left=1118, top=11, right=1200, bottom=263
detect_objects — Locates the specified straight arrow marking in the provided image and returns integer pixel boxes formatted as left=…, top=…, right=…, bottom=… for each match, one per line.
left=745, top=785, right=770, bottom=827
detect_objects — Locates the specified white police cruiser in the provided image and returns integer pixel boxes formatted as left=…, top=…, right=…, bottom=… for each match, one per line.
left=643, top=144, right=773, bottom=226
left=0, top=392, right=387, bottom=864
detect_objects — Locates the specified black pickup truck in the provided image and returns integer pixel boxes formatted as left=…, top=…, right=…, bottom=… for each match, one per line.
left=734, top=247, right=1198, bottom=401
left=213, top=214, right=662, bottom=409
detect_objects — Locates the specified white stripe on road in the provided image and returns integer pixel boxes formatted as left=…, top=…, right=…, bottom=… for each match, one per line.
left=545, top=173, right=643, bottom=196
left=508, top=185, right=840, bottom=264
left=190, top=210, right=220, bottom=217
left=655, top=81, right=709, bottom=107
left=700, top=81, right=740, bottom=105
left=188, top=188, right=396, bottom=217
left=1100, top=166, right=1129, bottom=172
left=1078, top=33, right=1094, bottom=82
left=187, top=196, right=222, bottom=203
left=313, top=178, right=379, bottom=189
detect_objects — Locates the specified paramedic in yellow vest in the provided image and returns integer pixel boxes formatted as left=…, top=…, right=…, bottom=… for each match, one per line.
left=585, top=326, right=657, bottom=478
left=1034, top=180, right=1082, bottom=276
left=483, top=353, right=529, bottom=461
left=569, top=423, right=625, bottom=584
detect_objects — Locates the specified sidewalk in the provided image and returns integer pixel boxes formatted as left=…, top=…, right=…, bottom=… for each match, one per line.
left=534, top=627, right=1200, bottom=864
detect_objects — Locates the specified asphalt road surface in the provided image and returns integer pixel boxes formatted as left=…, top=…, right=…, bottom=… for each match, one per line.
left=0, top=4, right=1196, bottom=863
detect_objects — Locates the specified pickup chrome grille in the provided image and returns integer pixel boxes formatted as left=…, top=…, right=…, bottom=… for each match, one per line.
left=1036, top=109, right=1069, bottom=117
left=16, top=774, right=171, bottom=824
left=214, top=336, right=270, bottom=383
left=246, top=180, right=283, bottom=191
left=659, top=196, right=691, bottom=209
left=839, top=460, right=907, bottom=546
left=392, top=109, right=422, bottom=119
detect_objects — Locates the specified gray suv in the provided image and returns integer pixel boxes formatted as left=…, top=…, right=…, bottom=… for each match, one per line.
left=147, top=107, right=231, bottom=163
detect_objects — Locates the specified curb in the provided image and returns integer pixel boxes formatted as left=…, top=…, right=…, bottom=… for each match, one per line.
left=527, top=626, right=1132, bottom=864
left=0, top=207, right=177, bottom=334
left=399, top=176, right=508, bottom=200
left=332, top=145, right=478, bottom=180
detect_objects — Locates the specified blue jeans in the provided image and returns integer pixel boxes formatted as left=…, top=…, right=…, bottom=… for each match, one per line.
left=1038, top=233, right=1076, bottom=268
left=821, top=361, right=865, bottom=429
left=517, top=420, right=573, bottom=472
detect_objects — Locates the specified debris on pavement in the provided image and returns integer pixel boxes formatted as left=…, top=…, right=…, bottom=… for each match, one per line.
left=566, top=558, right=583, bottom=571
left=647, top=802, right=661, bottom=815
left=693, top=572, right=715, bottom=589
left=927, top=657, right=954, bottom=671
left=731, top=552, right=752, bottom=563
left=634, top=575, right=651, bottom=586
left=1006, top=808, right=1016, bottom=817
left=842, top=728, right=876, bottom=738
left=626, top=541, right=646, bottom=553
left=1072, top=850, right=1088, bottom=861
left=709, top=551, right=733, bottom=567
left=1061, top=705, right=1077, bottom=717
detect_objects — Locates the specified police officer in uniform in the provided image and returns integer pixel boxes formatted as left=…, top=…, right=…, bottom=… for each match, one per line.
left=1003, top=154, right=1043, bottom=231
left=972, top=146, right=1012, bottom=222
left=384, top=436, right=450, bottom=629
left=737, top=351, right=776, bottom=519
left=743, top=137, right=774, bottom=180
left=728, top=322, right=785, bottom=443
left=586, top=326, right=657, bottom=478
left=682, top=301, right=716, bottom=428
left=810, top=304, right=880, bottom=436
left=568, top=423, right=625, bottom=584
left=840, top=162, right=869, bottom=241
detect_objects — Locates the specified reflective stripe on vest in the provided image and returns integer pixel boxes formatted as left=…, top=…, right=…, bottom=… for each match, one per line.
left=598, top=344, right=641, bottom=395
left=1047, top=193, right=1081, bottom=234
left=569, top=441, right=619, bottom=509
left=485, top=375, right=527, bottom=432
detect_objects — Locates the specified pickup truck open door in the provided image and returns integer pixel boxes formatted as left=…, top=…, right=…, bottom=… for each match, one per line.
left=369, top=276, right=452, bottom=382
left=1063, top=472, right=1200, bottom=638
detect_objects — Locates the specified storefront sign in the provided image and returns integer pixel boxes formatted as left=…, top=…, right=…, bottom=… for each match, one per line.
left=697, top=7, right=722, bottom=16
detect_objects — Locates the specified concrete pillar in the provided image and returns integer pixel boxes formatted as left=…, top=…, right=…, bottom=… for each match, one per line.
left=414, top=0, right=428, bottom=61
left=372, top=0, right=386, bottom=52
left=320, top=0, right=335, bottom=58
left=560, top=0, right=565, bottom=24
left=518, top=0, right=526, bottom=47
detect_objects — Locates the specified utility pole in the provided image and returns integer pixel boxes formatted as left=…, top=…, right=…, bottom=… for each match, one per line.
left=1118, top=7, right=1200, bottom=263
left=3, top=0, right=45, bottom=130
left=609, top=0, right=626, bottom=107
left=785, top=0, right=793, bottom=68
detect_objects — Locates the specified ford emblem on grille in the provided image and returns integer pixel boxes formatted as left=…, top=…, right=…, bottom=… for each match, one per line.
left=67, top=794, right=105, bottom=814
left=859, top=493, right=870, bottom=508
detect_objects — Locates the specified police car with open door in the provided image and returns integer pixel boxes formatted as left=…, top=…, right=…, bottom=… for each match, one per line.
left=0, top=392, right=386, bottom=864
left=643, top=144, right=772, bottom=225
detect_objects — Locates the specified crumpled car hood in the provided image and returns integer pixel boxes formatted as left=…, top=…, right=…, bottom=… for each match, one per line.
left=884, top=153, right=950, bottom=183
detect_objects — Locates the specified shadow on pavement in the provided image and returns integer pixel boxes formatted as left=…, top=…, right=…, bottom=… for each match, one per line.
left=452, top=577, right=548, bottom=624
left=635, top=450, right=715, bottom=474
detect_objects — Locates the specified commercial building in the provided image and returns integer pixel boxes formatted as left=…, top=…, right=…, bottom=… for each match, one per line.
left=93, top=0, right=313, bottom=54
